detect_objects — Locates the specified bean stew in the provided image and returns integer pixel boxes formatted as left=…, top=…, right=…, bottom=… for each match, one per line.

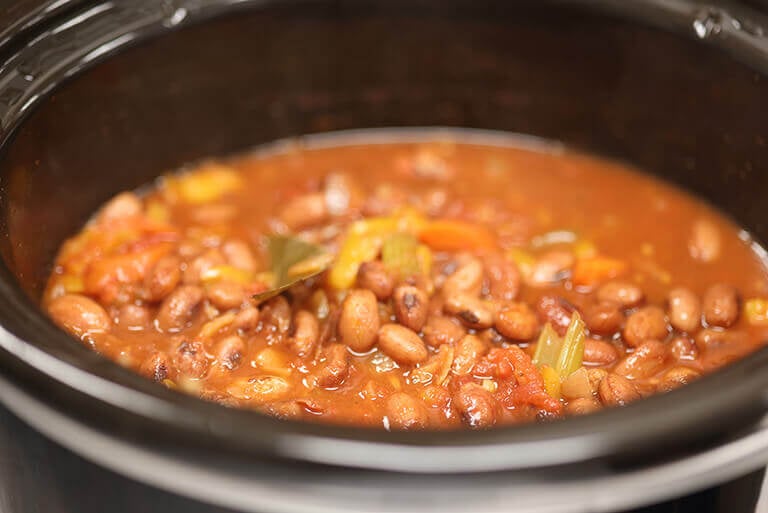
left=43, top=132, right=768, bottom=430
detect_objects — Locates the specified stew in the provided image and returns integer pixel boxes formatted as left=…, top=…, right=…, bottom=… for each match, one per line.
left=43, top=133, right=768, bottom=429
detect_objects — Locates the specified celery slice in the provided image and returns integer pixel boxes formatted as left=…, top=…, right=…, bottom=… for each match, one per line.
left=555, top=311, right=586, bottom=379
left=381, top=232, right=421, bottom=278
left=532, top=323, right=562, bottom=368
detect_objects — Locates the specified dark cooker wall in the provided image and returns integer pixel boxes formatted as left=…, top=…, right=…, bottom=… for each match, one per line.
left=1, top=1, right=767, bottom=301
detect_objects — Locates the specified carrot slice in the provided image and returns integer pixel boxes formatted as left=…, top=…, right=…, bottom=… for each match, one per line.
left=419, top=220, right=496, bottom=252
left=572, top=256, right=627, bottom=288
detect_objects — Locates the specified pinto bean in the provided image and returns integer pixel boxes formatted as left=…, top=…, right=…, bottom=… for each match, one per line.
left=116, top=304, right=150, bottom=330
left=316, top=343, right=349, bottom=389
left=183, top=249, right=225, bottom=285
left=444, top=294, right=494, bottom=329
left=48, top=294, right=112, bottom=338
left=172, top=339, right=209, bottom=378
left=422, top=316, right=466, bottom=348
left=536, top=295, right=574, bottom=336
left=393, top=285, right=429, bottom=332
left=221, top=239, right=256, bottom=273
left=262, top=296, right=291, bottom=334
left=484, top=254, right=520, bottom=301
left=442, top=257, right=483, bottom=298
left=669, top=335, right=698, bottom=361
left=623, top=306, right=669, bottom=348
left=356, top=261, right=394, bottom=300
left=694, top=328, right=747, bottom=351
left=385, top=392, right=429, bottom=430
left=143, top=255, right=182, bottom=302
left=598, top=374, right=641, bottom=407
left=613, top=340, right=667, bottom=379
left=587, top=368, right=608, bottom=393
left=233, top=306, right=260, bottom=331
left=338, top=289, right=380, bottom=352
left=214, top=335, right=245, bottom=370
left=279, top=192, right=328, bottom=230
left=528, top=250, right=574, bottom=286
left=495, top=302, right=539, bottom=341
left=688, top=218, right=721, bottom=263
left=289, top=310, right=320, bottom=357
left=378, top=324, right=428, bottom=365
left=206, top=281, right=246, bottom=310
left=565, top=397, right=601, bottom=416
left=658, top=367, right=701, bottom=392
left=454, top=383, right=498, bottom=428
left=583, top=301, right=623, bottom=336
left=703, top=283, right=739, bottom=328
left=583, top=338, right=620, bottom=365
left=140, top=351, right=171, bottom=382
left=667, top=287, right=702, bottom=333
left=596, top=281, right=644, bottom=308
left=452, top=335, right=489, bottom=374
left=155, top=285, right=203, bottom=332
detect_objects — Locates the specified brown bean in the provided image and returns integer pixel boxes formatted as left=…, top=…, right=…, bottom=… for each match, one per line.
left=116, top=304, right=150, bottom=330
left=214, top=335, right=245, bottom=370
left=583, top=338, right=620, bottom=365
left=444, top=294, right=494, bottom=329
left=483, top=254, right=520, bottom=301
left=48, top=294, right=112, bottom=338
left=495, top=302, right=539, bottom=341
left=172, top=339, right=209, bottom=378
left=454, top=383, right=498, bottom=428
left=338, top=289, right=380, bottom=352
left=378, top=324, right=428, bottom=365
left=422, top=316, right=466, bottom=348
left=206, top=281, right=245, bottom=311
left=658, top=367, right=701, bottom=392
left=694, top=328, right=747, bottom=351
left=143, top=255, right=182, bottom=302
left=140, top=351, right=171, bottom=382
left=316, top=343, right=349, bottom=389
left=385, top=392, right=429, bottom=430
left=583, top=301, right=624, bottom=336
left=565, top=397, right=601, bottom=416
left=587, top=368, right=608, bottom=393
left=393, top=285, right=429, bottom=332
left=442, top=257, right=483, bottom=298
left=596, top=281, right=644, bottom=308
left=623, top=306, right=669, bottom=348
left=221, top=239, right=256, bottom=273
left=356, top=261, right=394, bottom=300
left=155, top=285, right=204, bottom=332
left=536, top=295, right=574, bottom=336
left=289, top=310, right=320, bottom=357
left=670, top=335, right=698, bottom=361
left=667, top=287, right=702, bottom=333
left=452, top=335, right=489, bottom=374
left=688, top=219, right=721, bottom=263
left=598, top=374, right=641, bottom=407
left=279, top=192, right=329, bottom=230
left=233, top=306, right=260, bottom=332
left=183, top=249, right=225, bottom=285
left=703, top=283, right=739, bottom=328
left=528, top=250, right=574, bottom=286
left=613, top=340, right=667, bottom=379
left=262, top=296, right=291, bottom=334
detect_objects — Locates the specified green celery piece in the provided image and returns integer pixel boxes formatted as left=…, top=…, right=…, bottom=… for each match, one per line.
left=381, top=232, right=421, bottom=278
left=555, top=311, right=586, bottom=379
left=533, top=323, right=563, bottom=368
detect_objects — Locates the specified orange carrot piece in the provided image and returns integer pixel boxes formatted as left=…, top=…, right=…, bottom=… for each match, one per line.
left=572, top=256, right=627, bottom=288
left=419, top=220, right=496, bottom=252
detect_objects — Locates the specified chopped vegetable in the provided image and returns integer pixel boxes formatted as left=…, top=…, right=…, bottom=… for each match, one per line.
left=382, top=233, right=421, bottom=278
left=532, top=323, right=562, bottom=368
left=170, top=164, right=242, bottom=204
left=745, top=298, right=768, bottom=326
left=416, top=244, right=433, bottom=277
left=541, top=365, right=561, bottom=399
left=560, top=367, right=592, bottom=400
left=329, top=227, right=385, bottom=290
left=200, top=265, right=253, bottom=284
left=572, top=256, right=627, bottom=288
left=555, top=312, right=586, bottom=379
left=419, top=219, right=496, bottom=252
left=253, top=236, right=330, bottom=302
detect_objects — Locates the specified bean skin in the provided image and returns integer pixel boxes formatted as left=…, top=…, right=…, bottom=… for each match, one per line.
left=444, top=294, right=494, bottom=329
left=316, top=343, right=350, bottom=389
left=598, top=374, right=641, bottom=407
left=378, top=324, right=428, bottom=365
left=338, top=289, right=380, bottom=352
left=221, top=239, right=256, bottom=273
left=214, top=335, right=246, bottom=370
left=116, top=304, right=150, bottom=330
left=565, top=397, right=601, bottom=416
left=536, top=295, right=574, bottom=336
left=139, top=351, right=171, bottom=382
left=233, top=306, right=260, bottom=331
left=392, top=285, right=429, bottom=332
left=670, top=335, right=698, bottom=361
left=454, top=383, right=498, bottom=428
left=422, top=316, right=466, bottom=348
left=495, top=302, right=539, bottom=341
left=279, top=192, right=329, bottom=230
left=596, top=281, right=644, bottom=308
left=667, top=287, right=702, bottom=333
left=48, top=294, right=112, bottom=338
left=703, top=284, right=739, bottom=328
left=442, top=257, right=483, bottom=298
left=583, top=301, right=623, bottom=336
left=262, top=296, right=291, bottom=334
left=143, top=255, right=182, bottom=302
left=658, top=367, right=701, bottom=392
left=183, top=249, right=225, bottom=285
left=155, top=285, right=204, bottom=332
left=289, top=310, right=320, bottom=357
left=483, top=254, right=520, bottom=301
left=583, top=338, right=620, bottom=365
left=172, top=339, right=210, bottom=378
left=357, top=261, right=394, bottom=300
left=528, top=250, right=574, bottom=286
left=385, top=392, right=429, bottom=430
left=623, top=306, right=669, bottom=348
left=452, top=335, right=489, bottom=374
left=587, top=368, right=608, bottom=393
left=206, top=281, right=245, bottom=311
left=613, top=339, right=667, bottom=379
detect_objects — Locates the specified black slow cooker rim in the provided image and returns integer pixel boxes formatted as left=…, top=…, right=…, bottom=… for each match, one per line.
left=1, top=0, right=768, bottom=474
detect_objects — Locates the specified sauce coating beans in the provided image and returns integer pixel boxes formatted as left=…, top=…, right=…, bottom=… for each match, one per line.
left=44, top=137, right=768, bottom=429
